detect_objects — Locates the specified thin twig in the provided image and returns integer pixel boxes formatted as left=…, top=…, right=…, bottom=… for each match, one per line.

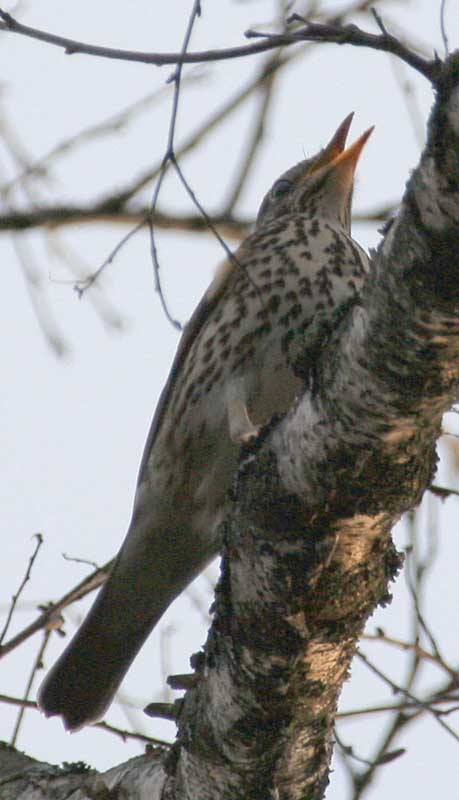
left=46, top=233, right=126, bottom=332
left=405, top=502, right=445, bottom=665
left=0, top=534, right=43, bottom=646
left=429, top=484, right=459, bottom=499
left=0, top=560, right=112, bottom=658
left=13, top=235, right=68, bottom=356
left=0, top=115, right=72, bottom=354
left=73, top=218, right=146, bottom=297
left=10, top=629, right=52, bottom=746
left=147, top=0, right=203, bottom=331
left=358, top=651, right=459, bottom=743
left=338, top=702, right=421, bottom=720
left=171, top=156, right=266, bottom=316
left=363, top=631, right=458, bottom=680
left=334, top=729, right=406, bottom=768
left=0, top=692, right=170, bottom=745
left=440, top=0, right=449, bottom=56
left=348, top=509, right=440, bottom=799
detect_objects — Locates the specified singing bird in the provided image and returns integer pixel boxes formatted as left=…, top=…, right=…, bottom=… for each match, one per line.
left=38, top=114, right=372, bottom=731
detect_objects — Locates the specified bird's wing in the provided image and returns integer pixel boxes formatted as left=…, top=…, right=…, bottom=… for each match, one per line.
left=135, top=241, right=250, bottom=482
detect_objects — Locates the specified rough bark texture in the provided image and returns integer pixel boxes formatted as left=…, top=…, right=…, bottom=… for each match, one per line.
left=0, top=742, right=168, bottom=799
left=3, top=50, right=459, bottom=800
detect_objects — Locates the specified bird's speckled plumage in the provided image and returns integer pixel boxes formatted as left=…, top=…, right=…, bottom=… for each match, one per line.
left=38, top=114, right=372, bottom=731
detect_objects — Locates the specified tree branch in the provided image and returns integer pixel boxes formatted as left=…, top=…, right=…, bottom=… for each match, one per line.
left=0, top=8, right=442, bottom=84
left=0, top=203, right=394, bottom=238
left=157, top=51, right=459, bottom=797
left=0, top=560, right=111, bottom=659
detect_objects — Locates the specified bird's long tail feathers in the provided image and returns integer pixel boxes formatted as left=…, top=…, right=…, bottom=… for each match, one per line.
left=38, top=517, right=211, bottom=731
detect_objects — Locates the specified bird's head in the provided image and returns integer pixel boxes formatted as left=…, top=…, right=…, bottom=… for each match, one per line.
left=256, top=113, right=373, bottom=233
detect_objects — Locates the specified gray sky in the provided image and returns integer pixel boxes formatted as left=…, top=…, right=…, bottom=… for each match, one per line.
left=1, top=1, right=459, bottom=796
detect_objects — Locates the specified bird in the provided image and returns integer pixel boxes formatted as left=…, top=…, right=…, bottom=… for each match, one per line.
left=38, top=113, right=373, bottom=731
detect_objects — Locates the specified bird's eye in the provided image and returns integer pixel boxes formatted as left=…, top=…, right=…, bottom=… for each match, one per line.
left=271, top=178, right=292, bottom=198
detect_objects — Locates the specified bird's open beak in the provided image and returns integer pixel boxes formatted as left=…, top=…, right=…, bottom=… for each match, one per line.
left=324, top=126, right=374, bottom=191
left=307, top=115, right=373, bottom=188
left=292, top=116, right=373, bottom=227
left=311, top=112, right=355, bottom=172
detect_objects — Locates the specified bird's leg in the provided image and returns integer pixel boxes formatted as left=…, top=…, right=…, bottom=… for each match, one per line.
left=226, top=377, right=260, bottom=443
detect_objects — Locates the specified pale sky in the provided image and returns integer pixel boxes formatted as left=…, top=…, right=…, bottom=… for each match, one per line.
left=1, top=1, right=459, bottom=797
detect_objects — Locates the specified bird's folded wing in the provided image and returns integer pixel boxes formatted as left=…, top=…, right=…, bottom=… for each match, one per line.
left=135, top=239, right=251, bottom=481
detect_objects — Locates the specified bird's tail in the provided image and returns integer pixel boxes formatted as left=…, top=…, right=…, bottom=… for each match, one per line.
left=38, top=516, right=211, bottom=731
left=38, top=592, right=158, bottom=731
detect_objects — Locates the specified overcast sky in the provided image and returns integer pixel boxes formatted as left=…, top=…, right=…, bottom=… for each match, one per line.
left=1, top=1, right=459, bottom=797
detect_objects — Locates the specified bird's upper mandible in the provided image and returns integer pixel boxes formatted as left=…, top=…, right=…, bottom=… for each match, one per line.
left=256, top=112, right=373, bottom=232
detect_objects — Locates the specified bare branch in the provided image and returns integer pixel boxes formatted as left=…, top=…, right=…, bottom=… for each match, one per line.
left=0, top=692, right=169, bottom=745
left=0, top=201, right=394, bottom=238
left=0, top=8, right=442, bottom=83
left=145, top=0, right=203, bottom=332
left=45, top=233, right=126, bottom=333
left=0, top=534, right=43, bottom=646
left=12, top=236, right=68, bottom=357
left=0, top=560, right=112, bottom=658
left=10, top=630, right=51, bottom=746
left=440, top=0, right=449, bottom=56
left=0, top=204, right=251, bottom=237
left=363, top=630, right=458, bottom=680
left=429, top=483, right=459, bottom=499
left=357, top=652, right=459, bottom=743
